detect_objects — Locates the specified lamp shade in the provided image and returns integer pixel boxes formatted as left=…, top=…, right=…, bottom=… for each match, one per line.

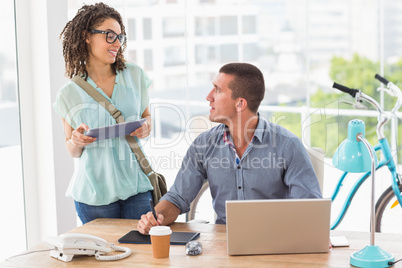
left=332, top=120, right=378, bottom=173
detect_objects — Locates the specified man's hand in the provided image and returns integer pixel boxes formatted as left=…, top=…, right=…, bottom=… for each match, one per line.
left=137, top=200, right=180, bottom=234
left=137, top=211, right=165, bottom=235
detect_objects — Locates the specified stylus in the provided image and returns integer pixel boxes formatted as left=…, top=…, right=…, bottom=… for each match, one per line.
left=149, top=199, right=159, bottom=225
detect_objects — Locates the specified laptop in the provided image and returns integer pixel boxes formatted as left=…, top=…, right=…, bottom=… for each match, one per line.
left=226, top=198, right=331, bottom=255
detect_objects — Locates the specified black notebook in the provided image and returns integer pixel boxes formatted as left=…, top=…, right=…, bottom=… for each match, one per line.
left=118, top=230, right=200, bottom=245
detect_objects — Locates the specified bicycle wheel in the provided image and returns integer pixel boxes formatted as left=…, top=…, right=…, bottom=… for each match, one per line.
left=375, top=183, right=402, bottom=233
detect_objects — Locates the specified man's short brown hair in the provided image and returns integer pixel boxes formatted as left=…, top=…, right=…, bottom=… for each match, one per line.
left=219, top=63, right=265, bottom=113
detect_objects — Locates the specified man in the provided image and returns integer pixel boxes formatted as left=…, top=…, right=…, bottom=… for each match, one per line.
left=137, top=63, right=321, bottom=234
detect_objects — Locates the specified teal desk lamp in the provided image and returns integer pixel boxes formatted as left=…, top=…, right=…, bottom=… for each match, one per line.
left=333, top=119, right=394, bottom=268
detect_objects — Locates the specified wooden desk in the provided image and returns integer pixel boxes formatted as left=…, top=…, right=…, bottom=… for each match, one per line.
left=2, top=218, right=402, bottom=267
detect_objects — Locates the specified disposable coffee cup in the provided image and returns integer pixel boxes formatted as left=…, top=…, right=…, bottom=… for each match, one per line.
left=149, top=226, right=172, bottom=258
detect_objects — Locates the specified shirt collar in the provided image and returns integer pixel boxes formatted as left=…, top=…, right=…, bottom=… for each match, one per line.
left=222, top=126, right=232, bottom=145
left=220, top=113, right=264, bottom=144
left=253, top=113, right=265, bottom=143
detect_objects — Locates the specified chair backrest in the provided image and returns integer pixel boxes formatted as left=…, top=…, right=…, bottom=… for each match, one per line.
left=304, top=146, right=325, bottom=193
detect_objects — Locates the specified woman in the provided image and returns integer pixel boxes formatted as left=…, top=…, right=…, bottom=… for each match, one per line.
left=53, top=3, right=153, bottom=224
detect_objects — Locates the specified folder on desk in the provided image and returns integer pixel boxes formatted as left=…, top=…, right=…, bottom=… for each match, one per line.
left=118, top=230, right=200, bottom=245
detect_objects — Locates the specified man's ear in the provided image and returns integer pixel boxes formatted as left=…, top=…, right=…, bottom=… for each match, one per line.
left=236, top=99, right=247, bottom=111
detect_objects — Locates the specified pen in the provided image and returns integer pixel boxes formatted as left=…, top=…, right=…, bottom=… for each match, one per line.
left=149, top=199, right=159, bottom=225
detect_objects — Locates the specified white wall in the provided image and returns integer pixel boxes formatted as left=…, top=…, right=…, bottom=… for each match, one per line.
left=46, top=0, right=77, bottom=237
left=16, top=0, right=76, bottom=247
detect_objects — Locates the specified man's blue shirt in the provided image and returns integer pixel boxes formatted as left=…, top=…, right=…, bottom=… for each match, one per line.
left=161, top=116, right=322, bottom=224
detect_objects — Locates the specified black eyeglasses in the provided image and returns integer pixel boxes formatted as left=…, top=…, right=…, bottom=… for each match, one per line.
left=91, top=29, right=126, bottom=44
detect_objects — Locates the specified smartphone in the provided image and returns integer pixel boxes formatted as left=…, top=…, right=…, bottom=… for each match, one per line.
left=85, top=118, right=146, bottom=140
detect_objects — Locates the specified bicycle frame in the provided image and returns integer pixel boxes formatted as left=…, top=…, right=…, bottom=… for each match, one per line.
left=331, top=75, right=402, bottom=230
left=330, top=137, right=401, bottom=230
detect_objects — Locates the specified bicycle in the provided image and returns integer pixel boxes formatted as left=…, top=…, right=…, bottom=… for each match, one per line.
left=331, top=74, right=402, bottom=232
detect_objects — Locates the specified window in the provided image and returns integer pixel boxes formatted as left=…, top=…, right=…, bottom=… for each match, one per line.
left=0, top=0, right=26, bottom=261
left=127, top=18, right=136, bottom=41
left=164, top=46, right=185, bottom=66
left=143, top=18, right=152, bottom=40
left=195, top=45, right=216, bottom=64
left=243, top=43, right=259, bottom=61
left=195, top=17, right=215, bottom=36
left=163, top=17, right=185, bottom=38
left=242, top=15, right=256, bottom=34
left=219, top=16, right=237, bottom=35
left=220, top=44, right=238, bottom=62
left=128, top=50, right=137, bottom=63
left=144, top=49, right=153, bottom=71
left=59, top=0, right=402, bottom=230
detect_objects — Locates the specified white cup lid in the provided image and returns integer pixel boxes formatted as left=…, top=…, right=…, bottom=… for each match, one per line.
left=149, top=226, right=172, bottom=236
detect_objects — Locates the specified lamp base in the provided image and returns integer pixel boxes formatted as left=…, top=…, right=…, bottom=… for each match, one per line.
left=350, top=245, right=394, bottom=267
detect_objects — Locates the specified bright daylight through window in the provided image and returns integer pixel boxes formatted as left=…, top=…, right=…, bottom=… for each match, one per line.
left=2, top=0, right=402, bottom=261
left=0, top=0, right=26, bottom=262
left=67, top=0, right=402, bottom=229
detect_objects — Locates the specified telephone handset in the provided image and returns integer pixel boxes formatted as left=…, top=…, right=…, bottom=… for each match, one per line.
left=43, top=233, right=131, bottom=262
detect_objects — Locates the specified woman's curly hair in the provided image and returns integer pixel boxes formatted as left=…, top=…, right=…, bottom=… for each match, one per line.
left=60, top=2, right=127, bottom=79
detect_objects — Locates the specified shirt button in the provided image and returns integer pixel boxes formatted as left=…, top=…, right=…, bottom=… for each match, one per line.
left=237, top=166, right=241, bottom=169
left=238, top=186, right=242, bottom=189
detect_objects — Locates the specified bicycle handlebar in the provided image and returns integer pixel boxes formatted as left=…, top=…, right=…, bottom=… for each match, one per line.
left=375, top=74, right=390, bottom=86
left=332, top=82, right=359, bottom=97
left=332, top=77, right=401, bottom=140
left=374, top=74, right=402, bottom=113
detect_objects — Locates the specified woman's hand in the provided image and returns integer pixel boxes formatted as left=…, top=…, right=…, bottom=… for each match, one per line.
left=130, top=106, right=152, bottom=139
left=130, top=120, right=151, bottom=139
left=68, top=123, right=96, bottom=148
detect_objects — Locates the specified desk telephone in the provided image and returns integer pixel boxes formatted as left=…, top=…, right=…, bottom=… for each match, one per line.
left=43, top=233, right=131, bottom=262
